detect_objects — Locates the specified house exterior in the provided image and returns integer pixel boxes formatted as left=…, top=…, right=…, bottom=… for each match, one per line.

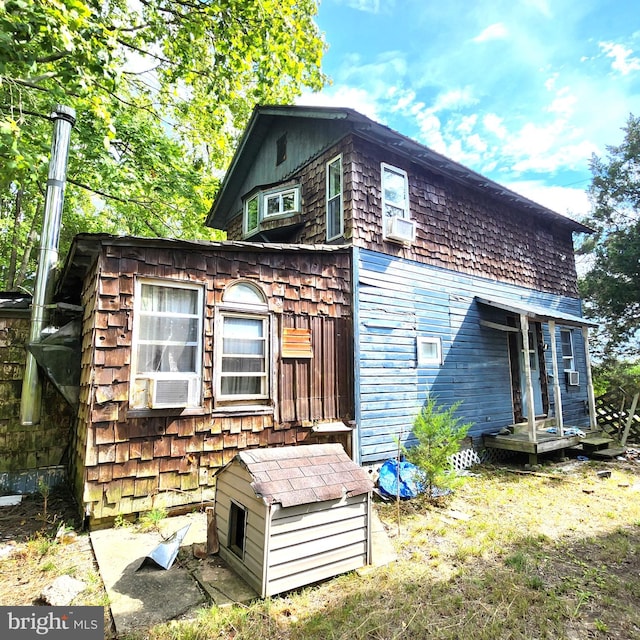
left=0, top=294, right=72, bottom=493
left=19, top=104, right=596, bottom=524
left=53, top=236, right=354, bottom=524
left=206, top=105, right=597, bottom=465
left=214, top=443, right=373, bottom=597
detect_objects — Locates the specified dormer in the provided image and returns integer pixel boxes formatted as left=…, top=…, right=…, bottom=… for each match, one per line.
left=242, top=182, right=304, bottom=241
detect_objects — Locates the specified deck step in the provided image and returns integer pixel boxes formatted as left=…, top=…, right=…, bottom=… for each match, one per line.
left=580, top=436, right=614, bottom=451
left=589, top=447, right=627, bottom=460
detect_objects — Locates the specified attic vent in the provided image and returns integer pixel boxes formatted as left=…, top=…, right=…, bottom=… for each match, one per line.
left=282, top=327, right=313, bottom=359
left=151, top=378, right=190, bottom=408
left=385, top=216, right=416, bottom=244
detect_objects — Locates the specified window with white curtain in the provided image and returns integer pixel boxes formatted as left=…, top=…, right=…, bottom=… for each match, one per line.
left=131, top=280, right=203, bottom=409
left=217, top=281, right=270, bottom=403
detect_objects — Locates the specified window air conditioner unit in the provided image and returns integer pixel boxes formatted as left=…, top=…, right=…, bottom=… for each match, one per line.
left=386, top=216, right=416, bottom=243
left=150, top=378, right=191, bottom=408
left=566, top=370, right=580, bottom=386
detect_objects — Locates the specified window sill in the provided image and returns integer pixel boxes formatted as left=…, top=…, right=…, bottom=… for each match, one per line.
left=126, top=407, right=207, bottom=419
left=211, top=405, right=273, bottom=416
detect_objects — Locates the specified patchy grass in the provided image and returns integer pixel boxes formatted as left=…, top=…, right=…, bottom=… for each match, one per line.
left=115, top=458, right=640, bottom=640
left=2, top=459, right=640, bottom=639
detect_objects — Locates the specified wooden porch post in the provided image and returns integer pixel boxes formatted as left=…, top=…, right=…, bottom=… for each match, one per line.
left=582, top=326, right=598, bottom=431
left=548, top=320, right=564, bottom=436
left=520, top=314, right=537, bottom=444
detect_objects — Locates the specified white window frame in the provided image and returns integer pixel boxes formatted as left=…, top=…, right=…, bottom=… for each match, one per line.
left=417, top=336, right=442, bottom=366
left=215, top=281, right=271, bottom=404
left=263, top=186, right=300, bottom=218
left=130, top=279, right=204, bottom=409
left=560, top=329, right=575, bottom=371
left=242, top=184, right=301, bottom=237
left=381, top=163, right=409, bottom=219
left=244, top=193, right=259, bottom=235
left=326, top=154, right=343, bottom=241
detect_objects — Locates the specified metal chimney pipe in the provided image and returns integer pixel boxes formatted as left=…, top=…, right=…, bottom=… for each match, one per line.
left=20, top=105, right=76, bottom=426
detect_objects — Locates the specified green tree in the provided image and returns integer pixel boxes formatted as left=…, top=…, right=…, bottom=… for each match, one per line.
left=0, top=0, right=326, bottom=290
left=404, top=397, right=472, bottom=503
left=591, top=356, right=640, bottom=400
left=579, top=114, right=640, bottom=357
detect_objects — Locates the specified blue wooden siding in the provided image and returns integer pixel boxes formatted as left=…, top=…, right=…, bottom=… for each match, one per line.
left=355, top=248, right=591, bottom=465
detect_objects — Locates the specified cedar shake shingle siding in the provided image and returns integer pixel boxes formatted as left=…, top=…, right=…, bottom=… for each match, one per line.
left=222, top=129, right=579, bottom=298
left=58, top=235, right=354, bottom=524
left=349, top=138, right=578, bottom=297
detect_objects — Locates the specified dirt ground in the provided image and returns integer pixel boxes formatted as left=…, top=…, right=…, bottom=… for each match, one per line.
left=0, top=486, right=116, bottom=637
left=2, top=453, right=640, bottom=640
left=0, top=485, right=81, bottom=544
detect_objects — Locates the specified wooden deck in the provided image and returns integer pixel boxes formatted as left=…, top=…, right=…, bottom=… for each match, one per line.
left=483, top=430, right=583, bottom=465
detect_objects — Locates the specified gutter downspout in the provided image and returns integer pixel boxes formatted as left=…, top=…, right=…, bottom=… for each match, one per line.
left=20, top=105, right=76, bottom=426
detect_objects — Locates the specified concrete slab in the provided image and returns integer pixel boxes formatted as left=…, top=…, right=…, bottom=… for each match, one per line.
left=189, top=556, right=257, bottom=606
left=369, top=508, right=397, bottom=567
left=90, top=507, right=393, bottom=635
left=90, top=514, right=207, bottom=636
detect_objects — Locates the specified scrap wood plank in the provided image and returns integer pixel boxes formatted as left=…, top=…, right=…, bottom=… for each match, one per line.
left=621, top=392, right=639, bottom=447
left=499, top=467, right=580, bottom=484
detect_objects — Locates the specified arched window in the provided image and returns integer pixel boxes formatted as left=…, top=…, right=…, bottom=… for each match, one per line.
left=223, top=281, right=267, bottom=306
left=218, top=282, right=270, bottom=402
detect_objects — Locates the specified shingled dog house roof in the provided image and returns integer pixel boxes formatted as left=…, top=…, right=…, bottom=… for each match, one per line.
left=232, top=443, right=373, bottom=507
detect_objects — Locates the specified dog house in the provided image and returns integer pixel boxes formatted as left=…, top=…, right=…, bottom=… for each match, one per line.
left=214, top=443, right=374, bottom=597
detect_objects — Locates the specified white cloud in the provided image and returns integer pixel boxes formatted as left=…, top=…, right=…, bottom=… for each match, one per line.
left=523, top=0, right=552, bottom=18
left=483, top=113, right=507, bottom=140
left=337, top=0, right=384, bottom=13
left=414, top=110, right=446, bottom=153
left=296, top=86, right=383, bottom=122
left=546, top=87, right=577, bottom=117
left=467, top=133, right=488, bottom=153
left=599, top=41, right=640, bottom=75
left=457, top=114, right=478, bottom=135
left=432, top=86, right=478, bottom=112
left=504, top=180, right=591, bottom=219
left=473, top=22, right=509, bottom=43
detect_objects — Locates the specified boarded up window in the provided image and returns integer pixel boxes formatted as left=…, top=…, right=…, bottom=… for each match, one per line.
left=282, top=328, right=313, bottom=359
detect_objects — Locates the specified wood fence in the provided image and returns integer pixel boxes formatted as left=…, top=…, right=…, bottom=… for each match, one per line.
left=595, top=394, right=640, bottom=444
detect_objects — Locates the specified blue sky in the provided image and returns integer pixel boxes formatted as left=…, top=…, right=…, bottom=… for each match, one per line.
left=298, top=0, right=640, bottom=221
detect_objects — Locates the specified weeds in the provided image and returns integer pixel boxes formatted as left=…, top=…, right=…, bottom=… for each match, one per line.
left=137, top=507, right=168, bottom=532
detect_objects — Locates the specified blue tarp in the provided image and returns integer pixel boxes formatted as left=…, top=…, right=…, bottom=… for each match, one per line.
left=377, top=458, right=423, bottom=499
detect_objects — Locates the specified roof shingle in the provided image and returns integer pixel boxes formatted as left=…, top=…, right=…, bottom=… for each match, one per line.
left=235, top=444, right=373, bottom=507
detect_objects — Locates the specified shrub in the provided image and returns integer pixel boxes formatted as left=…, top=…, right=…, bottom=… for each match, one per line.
left=404, top=396, right=472, bottom=502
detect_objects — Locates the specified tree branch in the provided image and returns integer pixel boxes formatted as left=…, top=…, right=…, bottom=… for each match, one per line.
left=66, top=178, right=175, bottom=234
left=0, top=104, right=52, bottom=121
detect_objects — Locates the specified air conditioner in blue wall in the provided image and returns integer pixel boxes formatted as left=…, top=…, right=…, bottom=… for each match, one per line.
left=566, top=370, right=580, bottom=386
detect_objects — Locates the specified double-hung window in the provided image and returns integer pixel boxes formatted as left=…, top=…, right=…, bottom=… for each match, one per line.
left=381, top=163, right=409, bottom=219
left=245, top=194, right=259, bottom=235
left=131, top=280, right=203, bottom=409
left=560, top=329, right=575, bottom=371
left=217, top=282, right=270, bottom=403
left=326, top=155, right=343, bottom=240
left=381, top=163, right=414, bottom=242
